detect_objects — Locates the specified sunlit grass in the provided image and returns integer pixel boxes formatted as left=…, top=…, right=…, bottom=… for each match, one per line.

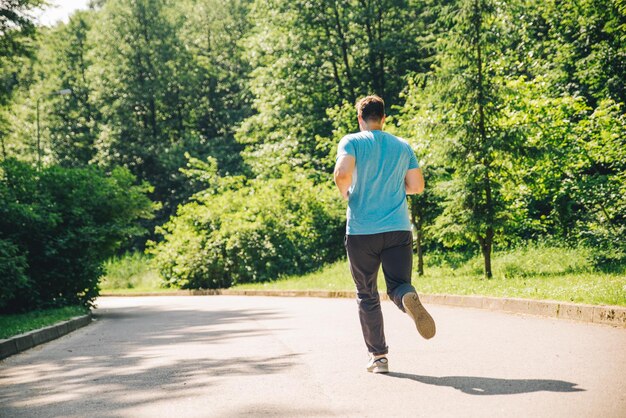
left=0, top=306, right=89, bottom=339
left=99, top=252, right=165, bottom=292
left=99, top=247, right=626, bottom=306
left=235, top=246, right=626, bottom=306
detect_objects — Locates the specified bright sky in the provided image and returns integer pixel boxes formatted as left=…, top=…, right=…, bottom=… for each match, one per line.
left=35, top=0, right=92, bottom=26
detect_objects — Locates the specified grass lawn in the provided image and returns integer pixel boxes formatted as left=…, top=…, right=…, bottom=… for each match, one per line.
left=0, top=306, right=89, bottom=340
left=235, top=246, right=626, bottom=306
left=101, top=246, right=626, bottom=306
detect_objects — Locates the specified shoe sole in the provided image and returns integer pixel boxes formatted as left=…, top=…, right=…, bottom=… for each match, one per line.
left=403, top=293, right=436, bottom=339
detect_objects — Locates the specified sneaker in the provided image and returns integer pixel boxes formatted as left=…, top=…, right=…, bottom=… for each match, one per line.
left=366, top=354, right=389, bottom=374
left=402, top=292, right=436, bottom=339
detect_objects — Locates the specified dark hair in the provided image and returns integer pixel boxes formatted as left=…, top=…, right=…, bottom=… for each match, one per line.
left=356, top=95, right=385, bottom=122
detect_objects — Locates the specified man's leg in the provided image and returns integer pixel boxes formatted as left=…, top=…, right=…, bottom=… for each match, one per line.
left=381, top=231, right=436, bottom=339
left=380, top=231, right=416, bottom=311
left=345, top=234, right=387, bottom=355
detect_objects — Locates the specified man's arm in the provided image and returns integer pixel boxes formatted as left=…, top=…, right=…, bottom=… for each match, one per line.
left=334, top=155, right=356, bottom=200
left=405, top=168, right=424, bottom=195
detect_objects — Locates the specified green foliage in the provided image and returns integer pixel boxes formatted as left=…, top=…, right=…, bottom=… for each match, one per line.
left=237, top=0, right=435, bottom=177
left=100, top=252, right=162, bottom=291
left=4, top=0, right=253, bottom=238
left=150, top=163, right=345, bottom=288
left=0, top=159, right=155, bottom=312
left=0, top=239, right=29, bottom=310
left=396, top=0, right=626, bottom=275
left=0, top=0, right=45, bottom=163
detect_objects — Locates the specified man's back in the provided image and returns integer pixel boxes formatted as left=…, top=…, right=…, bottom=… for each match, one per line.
left=337, top=130, right=418, bottom=235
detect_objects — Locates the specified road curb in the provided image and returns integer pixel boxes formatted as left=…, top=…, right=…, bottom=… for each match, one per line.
left=101, top=289, right=625, bottom=327
left=0, top=313, right=92, bottom=360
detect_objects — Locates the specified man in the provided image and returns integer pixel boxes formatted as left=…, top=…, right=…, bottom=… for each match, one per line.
left=334, top=95, right=436, bottom=374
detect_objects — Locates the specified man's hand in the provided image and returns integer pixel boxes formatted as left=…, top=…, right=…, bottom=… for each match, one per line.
left=334, top=155, right=355, bottom=200
left=405, top=168, right=424, bottom=195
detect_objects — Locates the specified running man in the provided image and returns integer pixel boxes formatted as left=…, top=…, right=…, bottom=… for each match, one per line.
left=333, top=95, right=436, bottom=374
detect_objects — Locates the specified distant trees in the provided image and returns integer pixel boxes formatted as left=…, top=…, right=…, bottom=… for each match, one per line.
left=237, top=0, right=435, bottom=176
left=0, top=0, right=46, bottom=158
left=5, top=0, right=252, bottom=230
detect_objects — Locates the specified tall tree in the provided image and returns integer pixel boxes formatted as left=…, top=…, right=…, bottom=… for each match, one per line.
left=409, top=0, right=523, bottom=278
left=38, top=11, right=100, bottom=167
left=174, top=0, right=252, bottom=175
left=238, top=0, right=433, bottom=177
left=0, top=0, right=45, bottom=158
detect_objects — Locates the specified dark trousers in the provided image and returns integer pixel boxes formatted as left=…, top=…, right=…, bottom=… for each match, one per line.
left=345, top=231, right=416, bottom=355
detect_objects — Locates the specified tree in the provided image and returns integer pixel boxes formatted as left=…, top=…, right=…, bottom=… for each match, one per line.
left=238, top=0, right=434, bottom=177
left=407, top=0, right=524, bottom=278
left=38, top=11, right=100, bottom=167
left=0, top=0, right=45, bottom=158
left=87, top=0, right=252, bottom=229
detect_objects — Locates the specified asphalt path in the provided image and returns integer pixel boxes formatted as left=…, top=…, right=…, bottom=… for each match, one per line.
left=1, top=296, right=625, bottom=417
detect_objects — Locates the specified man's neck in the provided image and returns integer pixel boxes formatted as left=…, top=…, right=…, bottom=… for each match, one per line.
left=361, top=123, right=383, bottom=131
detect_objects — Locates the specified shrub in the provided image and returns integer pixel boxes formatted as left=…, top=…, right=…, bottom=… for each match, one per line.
left=0, top=159, right=155, bottom=313
left=0, top=239, right=29, bottom=310
left=150, top=166, right=345, bottom=289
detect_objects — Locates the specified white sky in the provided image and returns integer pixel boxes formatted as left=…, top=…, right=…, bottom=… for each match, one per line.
left=35, top=0, right=92, bottom=26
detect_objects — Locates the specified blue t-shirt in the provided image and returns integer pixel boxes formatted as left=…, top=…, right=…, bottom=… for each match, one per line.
left=337, top=130, right=419, bottom=235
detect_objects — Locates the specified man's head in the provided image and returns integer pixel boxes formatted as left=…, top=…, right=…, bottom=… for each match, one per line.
left=356, top=95, right=385, bottom=131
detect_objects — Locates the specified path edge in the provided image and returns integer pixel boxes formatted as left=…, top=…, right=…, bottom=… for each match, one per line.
left=0, top=313, right=92, bottom=360
left=100, top=289, right=626, bottom=328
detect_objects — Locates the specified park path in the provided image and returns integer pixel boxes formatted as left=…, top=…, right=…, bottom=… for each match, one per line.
left=1, top=296, right=624, bottom=417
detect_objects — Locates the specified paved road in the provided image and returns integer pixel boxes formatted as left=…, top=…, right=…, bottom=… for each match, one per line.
left=1, top=296, right=625, bottom=418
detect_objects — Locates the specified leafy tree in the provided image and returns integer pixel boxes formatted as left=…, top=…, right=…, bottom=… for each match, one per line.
left=405, top=0, right=525, bottom=278
left=82, top=0, right=253, bottom=231
left=88, top=0, right=192, bottom=208
left=174, top=0, right=252, bottom=175
left=238, top=0, right=435, bottom=177
left=498, top=0, right=626, bottom=261
left=38, top=11, right=100, bottom=167
left=0, top=0, right=45, bottom=158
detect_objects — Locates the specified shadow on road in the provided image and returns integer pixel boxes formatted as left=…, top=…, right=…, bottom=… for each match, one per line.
left=384, top=373, right=585, bottom=395
left=0, top=301, right=297, bottom=417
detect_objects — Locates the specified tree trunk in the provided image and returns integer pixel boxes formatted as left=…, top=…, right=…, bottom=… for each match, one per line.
left=358, top=0, right=379, bottom=94
left=473, top=0, right=494, bottom=279
left=319, top=6, right=346, bottom=101
left=478, top=227, right=494, bottom=278
left=416, top=220, right=424, bottom=276
left=409, top=196, right=425, bottom=276
left=375, top=0, right=385, bottom=98
left=331, top=0, right=356, bottom=102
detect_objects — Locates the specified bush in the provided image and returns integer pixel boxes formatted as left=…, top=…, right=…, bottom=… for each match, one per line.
left=0, top=159, right=155, bottom=313
left=0, top=239, right=29, bottom=310
left=150, top=166, right=345, bottom=289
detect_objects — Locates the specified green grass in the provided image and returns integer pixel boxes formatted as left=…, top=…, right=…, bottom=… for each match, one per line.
left=235, top=246, right=626, bottom=306
left=0, top=306, right=89, bottom=339
left=99, top=246, right=626, bottom=306
left=100, top=252, right=165, bottom=293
